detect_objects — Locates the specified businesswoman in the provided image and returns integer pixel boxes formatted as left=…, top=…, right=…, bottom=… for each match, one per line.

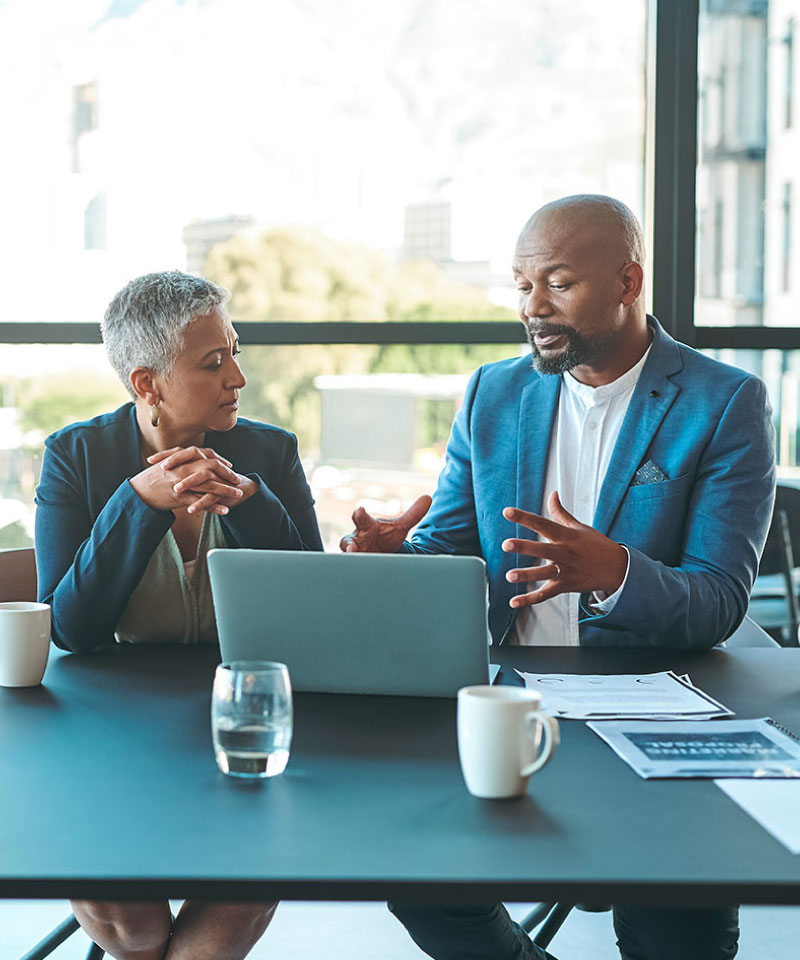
left=35, top=270, right=321, bottom=960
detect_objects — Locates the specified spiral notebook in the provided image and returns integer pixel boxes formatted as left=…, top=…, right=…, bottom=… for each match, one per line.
left=587, top=718, right=800, bottom=779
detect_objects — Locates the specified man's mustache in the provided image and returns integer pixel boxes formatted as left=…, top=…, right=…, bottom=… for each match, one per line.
left=525, top=322, right=575, bottom=340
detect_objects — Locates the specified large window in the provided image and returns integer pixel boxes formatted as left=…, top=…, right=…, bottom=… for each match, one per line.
left=695, top=0, right=800, bottom=330
left=696, top=0, right=768, bottom=328
left=0, top=0, right=646, bottom=325
left=693, top=0, right=800, bottom=467
left=0, top=0, right=647, bottom=548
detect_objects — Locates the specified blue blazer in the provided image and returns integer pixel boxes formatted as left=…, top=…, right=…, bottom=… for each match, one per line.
left=403, top=318, right=776, bottom=648
left=35, top=404, right=322, bottom=653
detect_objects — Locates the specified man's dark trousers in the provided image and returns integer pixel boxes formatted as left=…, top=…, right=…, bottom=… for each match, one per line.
left=388, top=902, right=740, bottom=960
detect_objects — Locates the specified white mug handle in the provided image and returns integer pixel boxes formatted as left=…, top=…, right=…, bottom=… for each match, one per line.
left=520, top=710, right=560, bottom=777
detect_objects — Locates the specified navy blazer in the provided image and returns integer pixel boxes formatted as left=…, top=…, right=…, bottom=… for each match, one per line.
left=402, top=318, right=776, bottom=648
left=35, top=404, right=322, bottom=652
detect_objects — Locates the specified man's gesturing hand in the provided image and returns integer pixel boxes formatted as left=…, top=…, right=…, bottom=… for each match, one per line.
left=339, top=495, right=432, bottom=554
left=502, top=491, right=627, bottom=607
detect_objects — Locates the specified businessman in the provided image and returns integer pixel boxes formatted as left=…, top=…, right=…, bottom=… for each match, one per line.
left=341, top=195, right=775, bottom=959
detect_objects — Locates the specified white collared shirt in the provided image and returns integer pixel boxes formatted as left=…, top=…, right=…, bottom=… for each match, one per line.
left=513, top=345, right=652, bottom=645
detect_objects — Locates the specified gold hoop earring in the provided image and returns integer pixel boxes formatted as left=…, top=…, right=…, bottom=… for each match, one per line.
left=150, top=404, right=160, bottom=428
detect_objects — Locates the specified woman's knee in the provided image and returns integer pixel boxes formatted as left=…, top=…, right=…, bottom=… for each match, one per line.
left=175, top=899, right=278, bottom=957
left=71, top=900, right=172, bottom=958
left=218, top=900, right=278, bottom=939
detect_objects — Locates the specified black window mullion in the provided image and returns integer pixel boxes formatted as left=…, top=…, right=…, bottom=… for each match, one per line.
left=651, top=0, right=700, bottom=347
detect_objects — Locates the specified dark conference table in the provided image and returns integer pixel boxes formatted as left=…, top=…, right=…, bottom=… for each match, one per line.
left=1, top=644, right=800, bottom=906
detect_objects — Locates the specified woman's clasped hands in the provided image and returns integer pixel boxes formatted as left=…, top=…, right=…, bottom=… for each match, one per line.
left=130, top=445, right=257, bottom=516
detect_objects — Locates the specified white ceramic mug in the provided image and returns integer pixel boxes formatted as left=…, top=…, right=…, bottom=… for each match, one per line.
left=0, top=602, right=51, bottom=687
left=457, top=685, right=560, bottom=799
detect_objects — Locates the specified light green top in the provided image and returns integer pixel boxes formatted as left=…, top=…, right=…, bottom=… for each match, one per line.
left=115, top=513, right=227, bottom=646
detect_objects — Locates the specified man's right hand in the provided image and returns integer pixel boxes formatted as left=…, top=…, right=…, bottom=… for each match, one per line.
left=339, top=495, right=432, bottom=553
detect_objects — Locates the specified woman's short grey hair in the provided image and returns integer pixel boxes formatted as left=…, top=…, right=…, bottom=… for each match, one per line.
left=101, top=271, right=231, bottom=398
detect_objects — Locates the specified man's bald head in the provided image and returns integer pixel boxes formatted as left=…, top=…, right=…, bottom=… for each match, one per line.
left=520, top=195, right=645, bottom=267
left=512, top=194, right=650, bottom=385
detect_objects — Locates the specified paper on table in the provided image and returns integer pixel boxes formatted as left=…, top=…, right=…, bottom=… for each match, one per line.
left=515, top=670, right=732, bottom=719
left=716, top=779, right=800, bottom=854
left=489, top=663, right=501, bottom=684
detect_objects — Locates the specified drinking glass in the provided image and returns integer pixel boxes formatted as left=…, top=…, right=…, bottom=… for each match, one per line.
left=211, top=661, right=293, bottom=779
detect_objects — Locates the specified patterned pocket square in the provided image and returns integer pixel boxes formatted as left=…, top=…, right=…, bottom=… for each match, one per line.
left=631, top=460, right=669, bottom=486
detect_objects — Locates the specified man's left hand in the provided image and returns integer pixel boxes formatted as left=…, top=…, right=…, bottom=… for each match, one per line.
left=502, top=491, right=627, bottom=607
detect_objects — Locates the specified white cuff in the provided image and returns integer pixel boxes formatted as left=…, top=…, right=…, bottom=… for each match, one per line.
left=586, top=545, right=631, bottom=614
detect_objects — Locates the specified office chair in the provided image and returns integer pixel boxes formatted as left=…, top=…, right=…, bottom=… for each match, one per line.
left=0, top=547, right=37, bottom=603
left=521, top=901, right=587, bottom=949
left=749, top=484, right=800, bottom=646
left=723, top=615, right=780, bottom=648
left=20, top=916, right=104, bottom=960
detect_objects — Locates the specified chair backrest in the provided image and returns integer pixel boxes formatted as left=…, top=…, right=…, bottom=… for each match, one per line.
left=759, top=484, right=800, bottom=575
left=724, top=615, right=781, bottom=648
left=756, top=486, right=800, bottom=641
left=0, top=548, right=37, bottom=603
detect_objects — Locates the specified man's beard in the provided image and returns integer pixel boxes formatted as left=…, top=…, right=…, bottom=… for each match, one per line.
left=525, top=322, right=613, bottom=375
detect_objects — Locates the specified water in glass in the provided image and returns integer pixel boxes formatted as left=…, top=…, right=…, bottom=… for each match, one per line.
left=214, top=715, right=292, bottom=777
left=212, top=661, right=293, bottom=779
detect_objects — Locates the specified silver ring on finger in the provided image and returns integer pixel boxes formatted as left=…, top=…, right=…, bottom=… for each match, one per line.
left=551, top=562, right=562, bottom=580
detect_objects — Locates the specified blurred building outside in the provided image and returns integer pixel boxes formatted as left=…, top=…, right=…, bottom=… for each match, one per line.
left=696, top=0, right=800, bottom=469
left=310, top=372, right=469, bottom=548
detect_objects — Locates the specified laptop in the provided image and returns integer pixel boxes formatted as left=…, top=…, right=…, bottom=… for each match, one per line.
left=207, top=549, right=490, bottom=697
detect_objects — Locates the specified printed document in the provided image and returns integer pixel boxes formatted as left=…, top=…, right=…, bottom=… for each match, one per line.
left=516, top=670, right=732, bottom=720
